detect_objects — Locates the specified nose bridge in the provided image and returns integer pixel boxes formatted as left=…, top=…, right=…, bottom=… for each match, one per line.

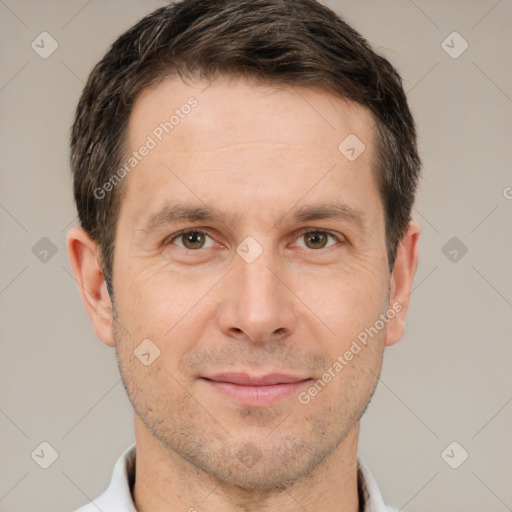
left=239, top=250, right=279, bottom=301
left=237, top=242, right=283, bottom=312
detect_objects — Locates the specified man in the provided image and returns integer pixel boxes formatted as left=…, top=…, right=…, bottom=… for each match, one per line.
left=67, top=0, right=421, bottom=510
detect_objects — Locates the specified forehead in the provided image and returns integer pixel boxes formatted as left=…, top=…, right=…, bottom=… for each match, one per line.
left=127, top=75, right=376, bottom=156
left=119, top=75, right=381, bottom=231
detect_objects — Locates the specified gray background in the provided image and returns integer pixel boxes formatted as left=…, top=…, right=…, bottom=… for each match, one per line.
left=0, top=0, right=511, bottom=511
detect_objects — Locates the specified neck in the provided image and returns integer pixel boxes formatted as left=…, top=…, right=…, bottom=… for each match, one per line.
left=132, top=415, right=361, bottom=512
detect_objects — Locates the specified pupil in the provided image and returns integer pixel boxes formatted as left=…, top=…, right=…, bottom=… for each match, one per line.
left=185, top=232, right=203, bottom=248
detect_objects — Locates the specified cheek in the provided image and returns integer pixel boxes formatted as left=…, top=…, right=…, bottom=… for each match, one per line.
left=298, top=264, right=390, bottom=343
left=118, top=268, right=200, bottom=327
left=114, top=275, right=212, bottom=369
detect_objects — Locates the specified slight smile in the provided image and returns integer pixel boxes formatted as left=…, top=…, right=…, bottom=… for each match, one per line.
left=201, top=373, right=312, bottom=406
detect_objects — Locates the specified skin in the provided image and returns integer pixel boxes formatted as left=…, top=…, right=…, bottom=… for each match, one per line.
left=67, top=74, right=420, bottom=512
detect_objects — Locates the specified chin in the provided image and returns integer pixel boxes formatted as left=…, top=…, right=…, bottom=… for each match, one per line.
left=175, top=432, right=342, bottom=492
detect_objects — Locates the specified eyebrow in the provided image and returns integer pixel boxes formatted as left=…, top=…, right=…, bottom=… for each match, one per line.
left=137, top=201, right=367, bottom=236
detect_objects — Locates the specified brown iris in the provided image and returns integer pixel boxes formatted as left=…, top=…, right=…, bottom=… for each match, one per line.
left=303, top=232, right=328, bottom=249
left=181, top=231, right=206, bottom=249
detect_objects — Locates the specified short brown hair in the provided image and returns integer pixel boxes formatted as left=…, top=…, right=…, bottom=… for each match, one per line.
left=70, top=0, right=421, bottom=290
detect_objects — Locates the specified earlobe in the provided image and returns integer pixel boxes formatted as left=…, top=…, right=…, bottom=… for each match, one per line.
left=385, top=220, right=420, bottom=347
left=66, top=226, right=115, bottom=347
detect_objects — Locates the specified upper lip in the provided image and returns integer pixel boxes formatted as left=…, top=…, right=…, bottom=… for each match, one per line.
left=203, top=373, right=310, bottom=386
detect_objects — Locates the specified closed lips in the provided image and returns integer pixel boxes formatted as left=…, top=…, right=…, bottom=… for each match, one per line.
left=202, top=373, right=310, bottom=385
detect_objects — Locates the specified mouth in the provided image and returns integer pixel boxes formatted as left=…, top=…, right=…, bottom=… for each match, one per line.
left=200, top=372, right=312, bottom=406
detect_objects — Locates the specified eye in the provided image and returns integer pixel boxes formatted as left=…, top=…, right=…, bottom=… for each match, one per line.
left=164, top=228, right=343, bottom=252
left=294, top=230, right=341, bottom=250
left=166, top=229, right=215, bottom=250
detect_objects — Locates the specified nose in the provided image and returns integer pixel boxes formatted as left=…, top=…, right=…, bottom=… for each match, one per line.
left=215, top=245, right=298, bottom=344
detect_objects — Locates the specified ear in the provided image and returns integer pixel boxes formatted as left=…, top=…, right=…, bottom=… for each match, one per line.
left=385, top=220, right=420, bottom=347
left=66, top=226, right=115, bottom=347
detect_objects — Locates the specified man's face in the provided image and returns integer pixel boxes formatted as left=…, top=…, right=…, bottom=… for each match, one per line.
left=112, top=75, right=392, bottom=489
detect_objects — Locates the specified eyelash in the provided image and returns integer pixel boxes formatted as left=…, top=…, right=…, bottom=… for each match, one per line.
left=164, top=228, right=344, bottom=251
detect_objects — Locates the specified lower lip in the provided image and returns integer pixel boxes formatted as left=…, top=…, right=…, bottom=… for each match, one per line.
left=202, top=379, right=311, bottom=406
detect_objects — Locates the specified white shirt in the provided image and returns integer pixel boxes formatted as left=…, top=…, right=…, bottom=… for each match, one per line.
left=74, top=443, right=398, bottom=512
